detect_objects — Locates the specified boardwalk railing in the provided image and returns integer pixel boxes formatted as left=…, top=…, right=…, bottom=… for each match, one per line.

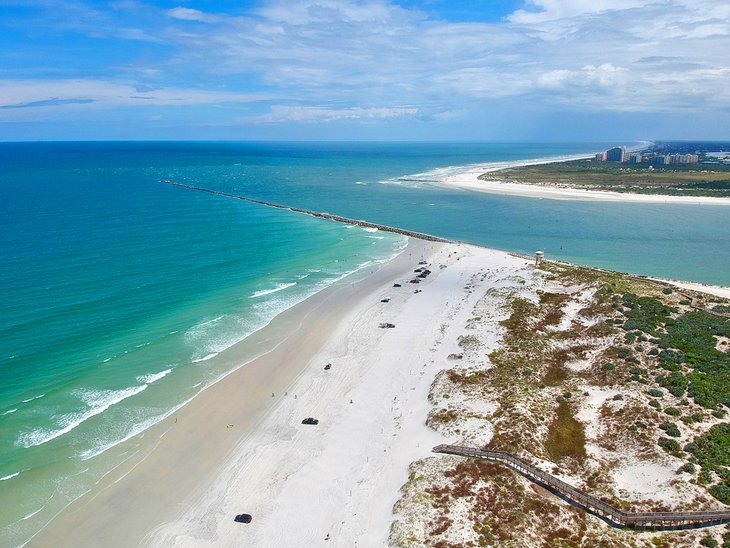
left=433, top=444, right=730, bottom=530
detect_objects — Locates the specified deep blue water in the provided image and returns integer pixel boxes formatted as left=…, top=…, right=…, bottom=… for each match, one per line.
left=0, top=140, right=728, bottom=545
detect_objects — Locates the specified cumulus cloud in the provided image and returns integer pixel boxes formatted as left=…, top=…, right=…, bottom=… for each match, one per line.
left=151, top=0, right=730, bottom=117
left=4, top=0, right=730, bottom=132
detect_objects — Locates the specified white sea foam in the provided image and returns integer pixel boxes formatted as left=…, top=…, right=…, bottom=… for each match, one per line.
left=136, top=368, right=173, bottom=385
left=21, top=507, right=43, bottom=520
left=250, top=282, right=297, bottom=298
left=2, top=408, right=18, bottom=415
left=361, top=227, right=379, bottom=233
left=102, top=358, right=111, bottom=363
left=0, top=471, right=20, bottom=481
left=197, top=315, right=225, bottom=327
left=21, top=394, right=45, bottom=404
left=192, top=353, right=218, bottom=363
left=17, top=385, right=148, bottom=448
left=80, top=237, right=411, bottom=463
left=367, top=235, right=385, bottom=240
left=80, top=393, right=199, bottom=461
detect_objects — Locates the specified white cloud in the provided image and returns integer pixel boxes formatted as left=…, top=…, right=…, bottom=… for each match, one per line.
left=6, top=0, right=730, bottom=128
left=0, top=79, right=269, bottom=111
left=166, top=7, right=219, bottom=24
left=253, top=105, right=419, bottom=123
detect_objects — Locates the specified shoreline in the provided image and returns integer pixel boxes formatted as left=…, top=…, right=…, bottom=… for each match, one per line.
left=434, top=157, right=730, bottom=205
left=27, top=233, right=730, bottom=547
left=29, top=237, right=443, bottom=546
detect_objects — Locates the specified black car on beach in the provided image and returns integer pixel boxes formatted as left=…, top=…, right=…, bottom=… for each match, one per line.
left=234, top=513, right=252, bottom=524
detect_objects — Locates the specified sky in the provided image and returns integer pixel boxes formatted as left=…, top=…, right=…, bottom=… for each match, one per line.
left=1, top=0, right=729, bottom=141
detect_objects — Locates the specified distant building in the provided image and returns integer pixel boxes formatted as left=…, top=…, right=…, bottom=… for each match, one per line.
left=628, top=152, right=643, bottom=164
left=669, top=154, right=699, bottom=164
left=606, top=146, right=627, bottom=162
left=651, top=155, right=670, bottom=166
left=595, top=152, right=607, bottom=161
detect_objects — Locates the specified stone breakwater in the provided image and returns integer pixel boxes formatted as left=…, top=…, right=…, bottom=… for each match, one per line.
left=161, top=180, right=453, bottom=243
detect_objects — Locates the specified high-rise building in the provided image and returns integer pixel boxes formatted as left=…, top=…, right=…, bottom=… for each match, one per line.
left=606, top=146, right=627, bottom=162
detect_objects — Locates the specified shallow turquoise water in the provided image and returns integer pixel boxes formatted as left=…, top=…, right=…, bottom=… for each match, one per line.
left=0, top=141, right=728, bottom=545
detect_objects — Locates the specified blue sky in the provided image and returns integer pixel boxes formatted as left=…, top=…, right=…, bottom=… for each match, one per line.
left=1, top=0, right=729, bottom=141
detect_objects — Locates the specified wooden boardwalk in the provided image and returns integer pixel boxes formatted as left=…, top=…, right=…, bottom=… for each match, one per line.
left=433, top=444, right=730, bottom=530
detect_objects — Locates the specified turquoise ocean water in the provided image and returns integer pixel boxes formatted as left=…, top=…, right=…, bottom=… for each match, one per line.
left=1, top=141, right=729, bottom=545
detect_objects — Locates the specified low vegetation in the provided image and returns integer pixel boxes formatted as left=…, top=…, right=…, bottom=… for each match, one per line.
left=393, top=259, right=730, bottom=548
left=478, top=158, right=730, bottom=197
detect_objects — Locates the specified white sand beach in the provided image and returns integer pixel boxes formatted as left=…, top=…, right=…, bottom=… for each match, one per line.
left=28, top=234, right=730, bottom=547
left=30, top=239, right=532, bottom=547
left=436, top=161, right=730, bottom=205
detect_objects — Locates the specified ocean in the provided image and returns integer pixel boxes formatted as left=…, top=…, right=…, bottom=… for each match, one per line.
left=1, top=141, right=729, bottom=545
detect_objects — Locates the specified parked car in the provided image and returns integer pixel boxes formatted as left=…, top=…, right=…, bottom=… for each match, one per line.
left=302, top=417, right=319, bottom=425
left=234, top=514, right=252, bottom=524
left=380, top=298, right=390, bottom=303
left=324, top=363, right=332, bottom=370
left=393, top=283, right=402, bottom=287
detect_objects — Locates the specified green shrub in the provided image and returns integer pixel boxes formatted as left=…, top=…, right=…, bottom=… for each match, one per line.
left=657, top=372, right=688, bottom=397
left=613, top=394, right=623, bottom=401
left=662, top=287, right=673, bottom=295
left=649, top=399, right=661, bottom=410
left=700, top=535, right=719, bottom=547
left=658, top=437, right=682, bottom=454
left=601, top=362, right=615, bottom=371
left=698, top=470, right=713, bottom=485
left=648, top=388, right=664, bottom=398
left=660, top=422, right=681, bottom=437
left=665, top=407, right=681, bottom=416
left=679, top=462, right=696, bottom=474
left=618, top=347, right=632, bottom=359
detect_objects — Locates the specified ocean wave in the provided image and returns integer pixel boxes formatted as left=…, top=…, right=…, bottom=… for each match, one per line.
left=21, top=506, right=43, bottom=520
left=250, top=282, right=297, bottom=298
left=80, top=393, right=198, bottom=461
left=361, top=227, right=379, bottom=233
left=21, top=394, right=45, bottom=404
left=0, top=471, right=20, bottom=481
left=136, top=368, right=172, bottom=385
left=191, top=353, right=218, bottom=363
left=17, top=385, right=148, bottom=448
left=2, top=408, right=18, bottom=415
left=196, top=315, right=225, bottom=327
left=367, top=235, right=385, bottom=240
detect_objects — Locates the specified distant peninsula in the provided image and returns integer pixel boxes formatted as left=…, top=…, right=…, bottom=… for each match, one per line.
left=475, top=142, right=730, bottom=199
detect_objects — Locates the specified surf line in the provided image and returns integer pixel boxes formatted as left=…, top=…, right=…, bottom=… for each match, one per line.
left=161, top=180, right=452, bottom=243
